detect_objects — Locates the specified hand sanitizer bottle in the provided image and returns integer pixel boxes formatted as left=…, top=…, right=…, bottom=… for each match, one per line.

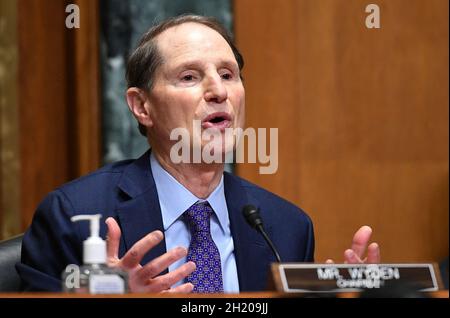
left=62, top=214, right=129, bottom=294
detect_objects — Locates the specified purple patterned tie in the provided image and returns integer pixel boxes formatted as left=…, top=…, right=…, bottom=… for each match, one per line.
left=183, top=201, right=223, bottom=293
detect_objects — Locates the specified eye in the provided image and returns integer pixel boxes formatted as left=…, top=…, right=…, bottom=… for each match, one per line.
left=182, top=74, right=195, bottom=81
left=221, top=72, right=233, bottom=80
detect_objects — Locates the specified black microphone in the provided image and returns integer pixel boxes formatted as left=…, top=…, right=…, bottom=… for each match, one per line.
left=242, top=205, right=281, bottom=263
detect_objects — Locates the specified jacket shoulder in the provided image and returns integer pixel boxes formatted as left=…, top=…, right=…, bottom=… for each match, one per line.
left=227, top=173, right=311, bottom=220
left=226, top=173, right=315, bottom=262
left=51, top=159, right=135, bottom=211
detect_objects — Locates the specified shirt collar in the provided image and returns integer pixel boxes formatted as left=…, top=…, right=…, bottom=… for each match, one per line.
left=150, top=152, right=228, bottom=233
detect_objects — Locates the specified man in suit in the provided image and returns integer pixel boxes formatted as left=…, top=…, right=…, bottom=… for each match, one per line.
left=17, top=15, right=380, bottom=293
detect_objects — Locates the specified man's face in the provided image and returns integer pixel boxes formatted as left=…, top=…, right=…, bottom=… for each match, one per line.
left=147, top=22, right=245, bottom=157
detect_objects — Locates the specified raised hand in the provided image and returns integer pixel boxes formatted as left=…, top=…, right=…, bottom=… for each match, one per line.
left=105, top=217, right=196, bottom=293
left=326, top=225, right=380, bottom=264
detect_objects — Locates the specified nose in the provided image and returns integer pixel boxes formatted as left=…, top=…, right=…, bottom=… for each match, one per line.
left=204, top=74, right=228, bottom=104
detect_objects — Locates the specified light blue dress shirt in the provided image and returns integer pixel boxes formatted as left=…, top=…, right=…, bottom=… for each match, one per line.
left=150, top=153, right=240, bottom=292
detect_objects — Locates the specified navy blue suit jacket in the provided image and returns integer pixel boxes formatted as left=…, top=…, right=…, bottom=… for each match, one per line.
left=16, top=150, right=314, bottom=292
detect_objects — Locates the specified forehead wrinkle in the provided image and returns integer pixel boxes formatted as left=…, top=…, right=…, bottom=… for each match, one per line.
left=155, top=23, right=235, bottom=66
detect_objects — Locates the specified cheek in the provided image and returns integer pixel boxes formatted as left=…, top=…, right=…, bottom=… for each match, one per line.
left=154, top=89, right=201, bottom=129
left=169, top=88, right=202, bottom=115
left=239, top=104, right=245, bottom=127
left=231, top=88, right=246, bottom=127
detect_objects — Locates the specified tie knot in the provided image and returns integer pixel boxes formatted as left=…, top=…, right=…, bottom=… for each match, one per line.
left=184, top=201, right=213, bottom=234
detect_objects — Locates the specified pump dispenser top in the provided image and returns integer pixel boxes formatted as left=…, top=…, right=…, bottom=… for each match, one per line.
left=71, top=214, right=106, bottom=264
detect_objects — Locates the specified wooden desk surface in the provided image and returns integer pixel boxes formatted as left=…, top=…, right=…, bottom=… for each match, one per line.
left=338, top=290, right=448, bottom=298
left=0, top=290, right=447, bottom=298
left=0, top=292, right=283, bottom=298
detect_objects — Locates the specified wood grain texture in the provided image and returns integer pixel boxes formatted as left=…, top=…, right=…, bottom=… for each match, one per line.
left=234, top=0, right=448, bottom=262
left=72, top=0, right=101, bottom=176
left=0, top=0, right=20, bottom=239
left=19, top=0, right=71, bottom=229
left=18, top=0, right=100, bottom=229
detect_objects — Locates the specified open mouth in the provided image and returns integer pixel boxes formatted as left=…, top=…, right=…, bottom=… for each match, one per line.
left=201, top=112, right=232, bottom=131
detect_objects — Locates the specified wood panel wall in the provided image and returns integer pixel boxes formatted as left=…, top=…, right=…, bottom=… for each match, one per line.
left=234, top=0, right=449, bottom=262
left=0, top=0, right=20, bottom=239
left=18, top=0, right=100, bottom=230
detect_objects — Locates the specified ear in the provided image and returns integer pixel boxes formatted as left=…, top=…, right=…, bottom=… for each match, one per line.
left=126, top=87, right=153, bottom=128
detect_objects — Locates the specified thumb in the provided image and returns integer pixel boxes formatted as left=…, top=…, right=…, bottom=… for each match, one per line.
left=105, top=217, right=121, bottom=261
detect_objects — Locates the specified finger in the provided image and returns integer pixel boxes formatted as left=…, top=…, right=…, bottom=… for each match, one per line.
left=121, top=230, right=164, bottom=270
left=344, top=249, right=363, bottom=264
left=145, top=261, right=196, bottom=293
left=325, top=259, right=334, bottom=264
left=137, top=247, right=187, bottom=281
left=105, top=217, right=121, bottom=261
left=366, top=242, right=380, bottom=263
left=161, top=283, right=194, bottom=294
left=351, top=225, right=372, bottom=258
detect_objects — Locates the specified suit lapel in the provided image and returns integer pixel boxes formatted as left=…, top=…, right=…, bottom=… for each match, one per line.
left=224, top=173, right=273, bottom=291
left=115, top=150, right=167, bottom=267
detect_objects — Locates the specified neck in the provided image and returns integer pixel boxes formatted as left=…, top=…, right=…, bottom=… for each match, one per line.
left=153, top=150, right=224, bottom=199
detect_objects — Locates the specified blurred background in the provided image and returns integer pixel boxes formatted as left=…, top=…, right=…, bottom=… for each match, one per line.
left=0, top=0, right=448, bottom=266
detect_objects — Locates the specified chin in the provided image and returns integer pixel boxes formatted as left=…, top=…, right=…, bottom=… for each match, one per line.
left=199, top=138, right=235, bottom=164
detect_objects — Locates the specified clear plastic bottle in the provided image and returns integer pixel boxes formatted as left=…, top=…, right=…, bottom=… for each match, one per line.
left=61, top=214, right=129, bottom=294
